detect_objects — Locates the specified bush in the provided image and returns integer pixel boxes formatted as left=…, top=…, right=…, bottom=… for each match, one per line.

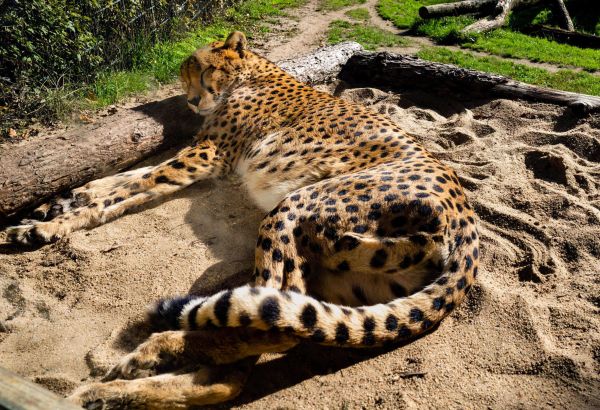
left=0, top=0, right=233, bottom=128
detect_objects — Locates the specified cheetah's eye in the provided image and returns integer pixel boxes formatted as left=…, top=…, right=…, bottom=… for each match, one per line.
left=207, top=86, right=215, bottom=94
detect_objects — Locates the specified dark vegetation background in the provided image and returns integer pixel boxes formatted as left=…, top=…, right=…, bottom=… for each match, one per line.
left=0, top=0, right=235, bottom=131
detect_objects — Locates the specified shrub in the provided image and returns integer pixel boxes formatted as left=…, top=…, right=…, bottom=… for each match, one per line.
left=0, top=0, right=233, bottom=128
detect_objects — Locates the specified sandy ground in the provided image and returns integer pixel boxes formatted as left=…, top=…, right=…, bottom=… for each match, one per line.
left=1, top=0, right=600, bottom=408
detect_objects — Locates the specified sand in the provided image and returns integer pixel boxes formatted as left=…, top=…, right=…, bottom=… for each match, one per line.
left=1, top=0, right=600, bottom=408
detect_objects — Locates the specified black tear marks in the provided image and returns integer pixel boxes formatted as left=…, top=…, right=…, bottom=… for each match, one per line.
left=300, top=304, right=318, bottom=329
left=259, top=296, right=281, bottom=327
left=213, top=290, right=233, bottom=326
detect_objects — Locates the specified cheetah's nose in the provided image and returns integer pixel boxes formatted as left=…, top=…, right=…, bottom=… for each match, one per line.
left=187, top=96, right=201, bottom=106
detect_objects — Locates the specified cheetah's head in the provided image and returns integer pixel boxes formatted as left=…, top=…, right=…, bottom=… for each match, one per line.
left=180, top=31, right=249, bottom=115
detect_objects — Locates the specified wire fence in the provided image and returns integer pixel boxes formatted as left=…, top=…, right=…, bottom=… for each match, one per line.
left=83, top=0, right=233, bottom=69
left=0, top=0, right=236, bottom=128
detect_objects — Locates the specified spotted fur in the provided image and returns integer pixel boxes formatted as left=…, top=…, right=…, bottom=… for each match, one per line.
left=7, top=32, right=480, bottom=408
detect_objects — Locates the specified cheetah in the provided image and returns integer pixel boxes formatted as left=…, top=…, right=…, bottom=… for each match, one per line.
left=6, top=32, right=480, bottom=408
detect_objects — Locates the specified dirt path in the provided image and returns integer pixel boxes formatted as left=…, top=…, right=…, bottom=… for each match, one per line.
left=1, top=2, right=600, bottom=410
left=255, top=0, right=593, bottom=74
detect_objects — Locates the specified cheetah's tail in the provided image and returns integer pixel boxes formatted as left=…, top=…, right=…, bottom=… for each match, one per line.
left=149, top=229, right=479, bottom=347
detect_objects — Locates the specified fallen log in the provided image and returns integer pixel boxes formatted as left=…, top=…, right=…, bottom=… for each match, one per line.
left=461, top=0, right=545, bottom=34
left=521, top=24, right=600, bottom=49
left=418, top=0, right=497, bottom=19
left=553, top=0, right=574, bottom=32
left=338, top=51, right=600, bottom=113
left=0, top=41, right=363, bottom=221
left=0, top=367, right=81, bottom=410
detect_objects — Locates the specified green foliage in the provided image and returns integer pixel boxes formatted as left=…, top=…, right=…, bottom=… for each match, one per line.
left=417, top=47, right=600, bottom=96
left=0, top=0, right=104, bottom=125
left=413, top=15, right=474, bottom=43
left=319, top=0, right=367, bottom=12
left=89, top=1, right=303, bottom=108
left=0, top=0, right=305, bottom=129
left=327, top=20, right=406, bottom=50
left=345, top=8, right=370, bottom=21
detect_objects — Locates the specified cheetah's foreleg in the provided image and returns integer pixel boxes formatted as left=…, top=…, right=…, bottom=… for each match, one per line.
left=6, top=139, right=225, bottom=245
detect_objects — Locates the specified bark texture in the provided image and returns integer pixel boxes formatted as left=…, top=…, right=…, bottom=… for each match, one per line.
left=419, top=0, right=497, bottom=19
left=0, top=367, right=81, bottom=410
left=522, top=24, right=600, bottom=49
left=462, top=0, right=545, bottom=33
left=339, top=51, right=600, bottom=112
left=554, top=0, right=574, bottom=31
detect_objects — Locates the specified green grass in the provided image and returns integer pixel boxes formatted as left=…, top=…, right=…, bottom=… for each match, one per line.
left=327, top=20, right=407, bottom=50
left=417, top=47, right=600, bottom=96
left=378, top=0, right=600, bottom=71
left=345, top=8, right=370, bottom=21
left=462, top=30, right=600, bottom=72
left=319, top=0, right=366, bottom=11
left=377, top=0, right=448, bottom=28
left=88, top=0, right=306, bottom=108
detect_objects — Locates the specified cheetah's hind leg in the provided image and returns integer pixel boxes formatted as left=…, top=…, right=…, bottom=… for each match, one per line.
left=69, top=329, right=298, bottom=409
left=68, top=361, right=253, bottom=410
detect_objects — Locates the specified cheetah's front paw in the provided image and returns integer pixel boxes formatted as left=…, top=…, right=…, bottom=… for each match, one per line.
left=102, top=351, right=163, bottom=381
left=5, top=222, right=62, bottom=246
left=102, top=331, right=187, bottom=381
left=67, top=382, right=128, bottom=410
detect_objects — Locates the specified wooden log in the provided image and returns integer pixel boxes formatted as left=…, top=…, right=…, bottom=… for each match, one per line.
left=0, top=41, right=363, bottom=221
left=279, top=41, right=363, bottom=84
left=553, top=0, right=574, bottom=31
left=0, top=367, right=81, bottom=410
left=522, top=24, right=600, bottom=49
left=419, top=0, right=497, bottom=19
left=338, top=51, right=600, bottom=113
left=461, top=0, right=545, bottom=33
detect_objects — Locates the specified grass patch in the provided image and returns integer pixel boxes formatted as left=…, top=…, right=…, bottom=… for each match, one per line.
left=319, top=0, right=366, bottom=11
left=462, top=30, right=600, bottom=72
left=417, top=47, right=600, bottom=96
left=378, top=0, right=600, bottom=71
left=377, top=0, right=448, bottom=28
left=345, top=8, right=370, bottom=21
left=327, top=20, right=407, bottom=50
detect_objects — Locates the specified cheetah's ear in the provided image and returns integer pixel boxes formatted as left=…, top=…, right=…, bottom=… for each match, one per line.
left=223, top=31, right=248, bottom=58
